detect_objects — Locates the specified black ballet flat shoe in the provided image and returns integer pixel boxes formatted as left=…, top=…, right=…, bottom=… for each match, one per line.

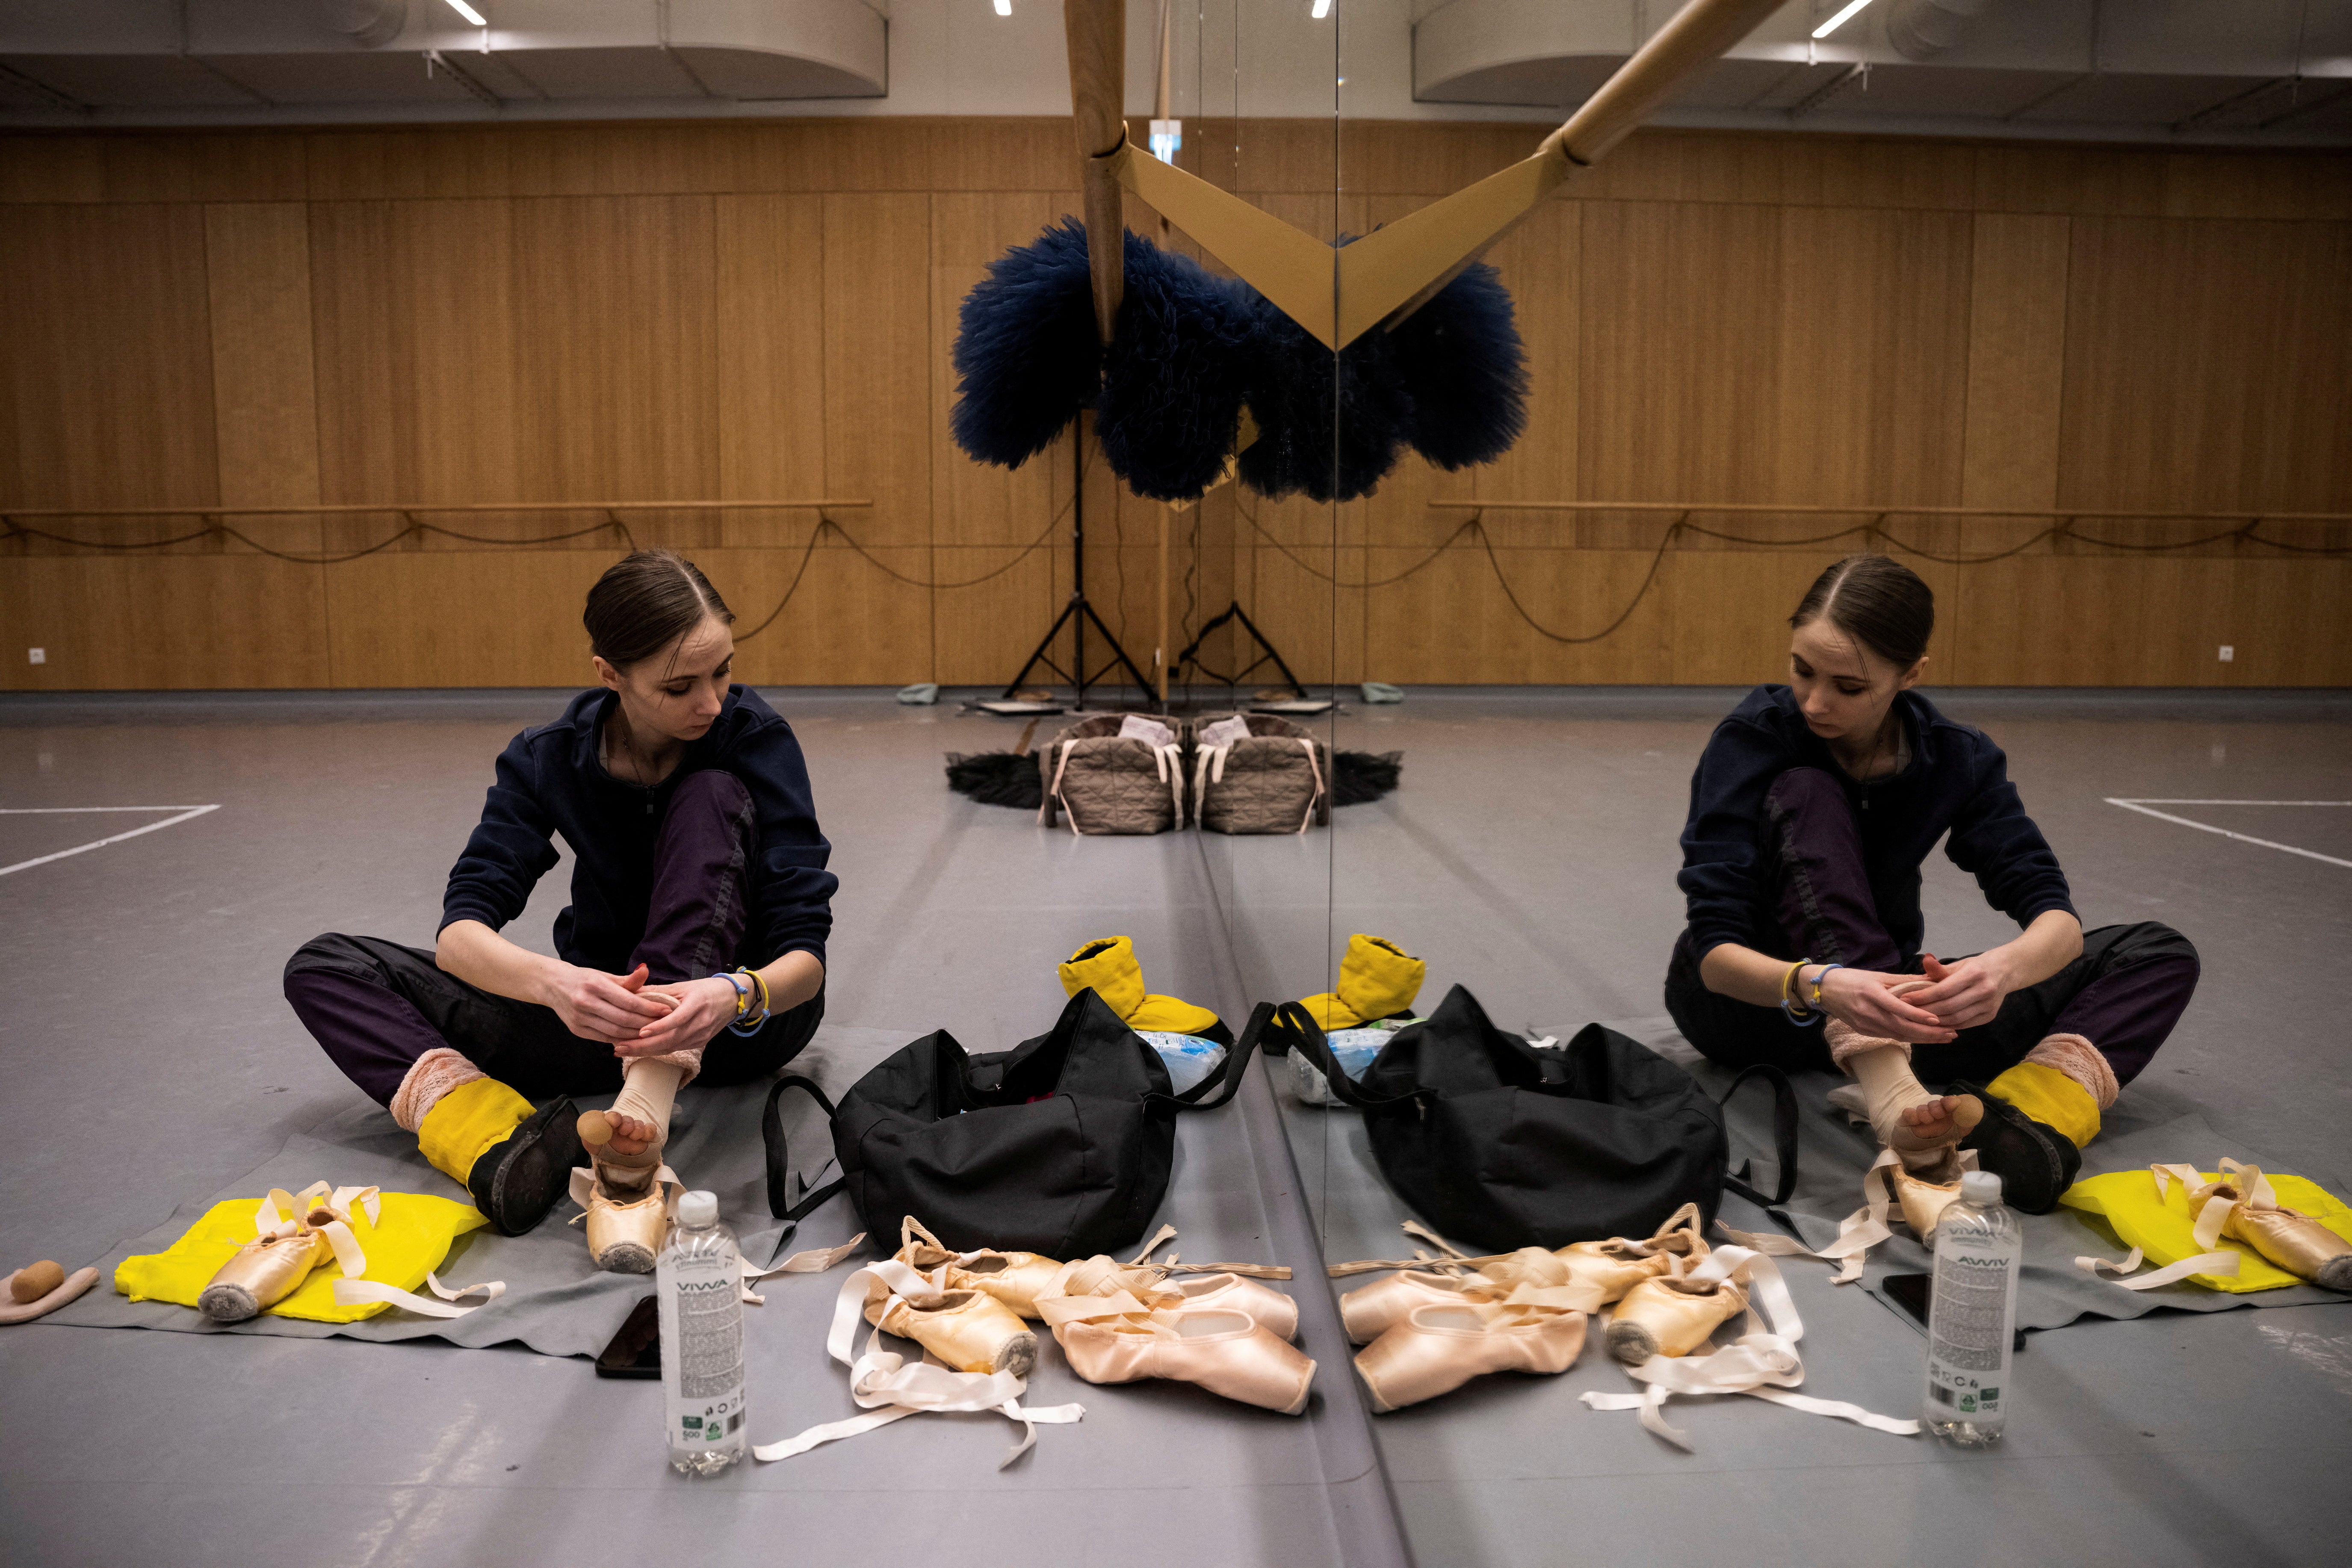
left=1952, top=1079, right=2080, bottom=1214
left=467, top=1096, right=584, bottom=1236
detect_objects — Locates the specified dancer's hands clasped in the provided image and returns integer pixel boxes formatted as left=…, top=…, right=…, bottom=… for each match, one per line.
left=545, top=961, right=675, bottom=1044
left=1897, top=952, right=2010, bottom=1031
left=618, top=976, right=740, bottom=1058
left=1814, top=965, right=1957, bottom=1044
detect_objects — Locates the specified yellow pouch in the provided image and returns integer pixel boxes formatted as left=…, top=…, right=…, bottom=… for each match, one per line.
left=116, top=1190, right=489, bottom=1324
left=2060, top=1167, right=2352, bottom=1293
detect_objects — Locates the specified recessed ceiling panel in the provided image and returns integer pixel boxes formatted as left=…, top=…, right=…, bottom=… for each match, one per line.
left=671, top=46, right=878, bottom=101
left=505, top=46, right=707, bottom=100
left=195, top=50, right=482, bottom=105
left=0, top=53, right=260, bottom=107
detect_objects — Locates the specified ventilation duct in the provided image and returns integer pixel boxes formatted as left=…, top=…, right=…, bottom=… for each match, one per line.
left=1886, top=0, right=1993, bottom=63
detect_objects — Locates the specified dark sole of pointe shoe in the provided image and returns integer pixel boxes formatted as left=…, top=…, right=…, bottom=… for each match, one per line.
left=1952, top=1081, right=2080, bottom=1214
left=469, top=1096, right=584, bottom=1237
left=1605, top=1320, right=1661, bottom=1365
left=197, top=1283, right=260, bottom=1323
left=994, top=1332, right=1039, bottom=1379
left=2316, top=1256, right=2352, bottom=1293
left=595, top=1243, right=658, bottom=1275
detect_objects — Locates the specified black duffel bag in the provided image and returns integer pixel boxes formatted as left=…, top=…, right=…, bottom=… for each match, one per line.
left=1278, top=985, right=1793, bottom=1251
left=762, top=988, right=1260, bottom=1256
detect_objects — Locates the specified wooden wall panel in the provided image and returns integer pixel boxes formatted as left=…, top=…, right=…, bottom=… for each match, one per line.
left=309, top=198, right=520, bottom=505
left=716, top=195, right=827, bottom=514
left=1961, top=213, right=2070, bottom=510
left=2059, top=216, right=2352, bottom=514
left=510, top=195, right=720, bottom=502
left=1579, top=201, right=1782, bottom=505
left=3, top=120, right=2349, bottom=691
left=0, top=204, right=218, bottom=509
left=204, top=202, right=321, bottom=508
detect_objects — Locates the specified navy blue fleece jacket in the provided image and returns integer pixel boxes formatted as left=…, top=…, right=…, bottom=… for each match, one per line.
left=440, top=686, right=835, bottom=973
left=1677, top=685, right=2074, bottom=963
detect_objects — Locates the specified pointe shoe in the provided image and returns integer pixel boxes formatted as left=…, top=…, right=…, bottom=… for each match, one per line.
left=1341, top=1270, right=1503, bottom=1345
left=876, top=1287, right=1040, bottom=1376
left=1154, top=1272, right=1300, bottom=1341
left=198, top=1228, right=334, bottom=1323
left=1892, top=1159, right=1966, bottom=1245
left=1605, top=1273, right=1749, bottom=1364
left=584, top=1160, right=670, bottom=1274
left=1053, top=1305, right=1315, bottom=1414
left=2192, top=1174, right=2352, bottom=1292
left=945, top=1252, right=1068, bottom=1320
left=1474, top=1202, right=1708, bottom=1307
left=1354, top=1302, right=1588, bottom=1413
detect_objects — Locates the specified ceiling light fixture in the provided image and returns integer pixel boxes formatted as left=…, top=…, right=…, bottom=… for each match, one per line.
left=1811, top=0, right=1876, bottom=38
left=1312, top=0, right=1333, bottom=19
left=443, top=0, right=488, bottom=25
left=994, top=0, right=1012, bottom=15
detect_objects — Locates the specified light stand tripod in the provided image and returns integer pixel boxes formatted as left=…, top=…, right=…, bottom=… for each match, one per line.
left=1002, top=421, right=1158, bottom=710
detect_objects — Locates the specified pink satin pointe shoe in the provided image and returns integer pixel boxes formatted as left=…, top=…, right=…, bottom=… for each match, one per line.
left=198, top=1228, right=334, bottom=1323
left=1604, top=1271, right=1749, bottom=1364
left=1049, top=1301, right=1316, bottom=1414
left=1152, top=1271, right=1300, bottom=1341
left=2190, top=1171, right=2352, bottom=1292
left=1353, top=1302, right=1589, bottom=1413
left=1340, top=1269, right=1504, bottom=1345
left=884, top=1217, right=1067, bottom=1320
left=1892, top=1156, right=1966, bottom=1245
left=874, top=1285, right=1040, bottom=1376
left=1476, top=1202, right=1708, bottom=1305
left=583, top=1159, right=670, bottom=1274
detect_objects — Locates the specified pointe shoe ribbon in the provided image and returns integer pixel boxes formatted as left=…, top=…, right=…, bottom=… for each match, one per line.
left=1582, top=1244, right=1919, bottom=1451
left=756, top=1259, right=1081, bottom=1468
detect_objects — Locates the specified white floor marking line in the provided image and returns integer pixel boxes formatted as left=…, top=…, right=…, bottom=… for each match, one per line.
left=2115, top=800, right=2352, bottom=808
left=2104, top=799, right=2352, bottom=870
left=0, top=804, right=222, bottom=877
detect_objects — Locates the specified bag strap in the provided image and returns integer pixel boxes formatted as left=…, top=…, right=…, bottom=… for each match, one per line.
left=1149, top=1013, right=1258, bottom=1113
left=762, top=1072, right=847, bottom=1221
left=1718, top=1063, right=1799, bottom=1210
left=1272, top=1001, right=1415, bottom=1110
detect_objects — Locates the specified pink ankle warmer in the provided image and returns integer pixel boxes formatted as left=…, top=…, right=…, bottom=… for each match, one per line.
left=389, top=1048, right=485, bottom=1133
left=2022, top=1032, right=2118, bottom=1108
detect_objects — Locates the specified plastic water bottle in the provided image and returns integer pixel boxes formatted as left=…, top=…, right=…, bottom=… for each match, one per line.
left=656, top=1190, right=746, bottom=1475
left=1924, top=1169, right=2021, bottom=1446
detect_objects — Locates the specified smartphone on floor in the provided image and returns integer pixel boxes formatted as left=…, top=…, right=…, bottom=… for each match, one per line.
left=1885, top=1271, right=1930, bottom=1326
left=595, top=1295, right=661, bottom=1378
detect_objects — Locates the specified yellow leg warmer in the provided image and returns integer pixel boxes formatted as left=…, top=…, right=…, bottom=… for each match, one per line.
left=416, top=1077, right=535, bottom=1187
left=1987, top=1062, right=2101, bottom=1149
left=1299, top=934, right=1426, bottom=1030
left=1059, top=936, right=1220, bottom=1034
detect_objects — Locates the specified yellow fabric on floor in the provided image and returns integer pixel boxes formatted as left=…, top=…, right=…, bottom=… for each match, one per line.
left=2060, top=1168, right=2352, bottom=1293
left=416, top=1075, right=534, bottom=1187
left=1988, top=1060, right=2100, bottom=1147
left=1059, top=935, right=1220, bottom=1035
left=114, top=1192, right=488, bottom=1323
left=1298, top=933, right=1426, bottom=1031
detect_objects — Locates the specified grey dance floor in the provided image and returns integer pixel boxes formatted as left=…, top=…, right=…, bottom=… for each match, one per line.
left=2, top=685, right=2347, bottom=1566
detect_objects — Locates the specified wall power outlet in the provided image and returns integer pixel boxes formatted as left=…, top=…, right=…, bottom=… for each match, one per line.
left=2218, top=645, right=2235, bottom=662
left=27, top=647, right=43, bottom=665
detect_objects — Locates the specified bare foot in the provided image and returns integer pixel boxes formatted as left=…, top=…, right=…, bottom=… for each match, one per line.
left=587, top=1110, right=658, bottom=1159
left=1894, top=1094, right=1983, bottom=1149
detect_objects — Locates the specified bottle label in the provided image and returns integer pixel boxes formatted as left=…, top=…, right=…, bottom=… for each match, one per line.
left=1926, top=1244, right=2015, bottom=1415
left=668, top=1263, right=745, bottom=1445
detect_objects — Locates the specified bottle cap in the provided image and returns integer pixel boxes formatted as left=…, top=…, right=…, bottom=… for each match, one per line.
left=677, top=1190, right=718, bottom=1228
left=1960, top=1170, right=2003, bottom=1206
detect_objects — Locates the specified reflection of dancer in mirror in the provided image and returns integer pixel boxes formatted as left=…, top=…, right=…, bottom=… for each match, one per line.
left=1664, top=555, right=2197, bottom=1211
left=283, top=550, right=834, bottom=1267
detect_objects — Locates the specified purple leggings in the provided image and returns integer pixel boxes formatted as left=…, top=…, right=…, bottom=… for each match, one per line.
left=1666, top=767, right=2198, bottom=1088
left=284, top=770, right=818, bottom=1106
